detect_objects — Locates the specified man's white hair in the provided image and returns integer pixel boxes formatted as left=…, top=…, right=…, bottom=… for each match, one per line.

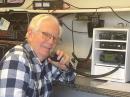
left=26, top=14, right=62, bottom=38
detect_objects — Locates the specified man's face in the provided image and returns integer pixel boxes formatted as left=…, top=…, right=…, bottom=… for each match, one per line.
left=28, top=19, right=60, bottom=60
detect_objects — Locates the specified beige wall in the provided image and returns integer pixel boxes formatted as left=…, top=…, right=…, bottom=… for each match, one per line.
left=14, top=0, right=130, bottom=9
left=65, top=0, right=130, bottom=8
left=5, top=0, right=130, bottom=58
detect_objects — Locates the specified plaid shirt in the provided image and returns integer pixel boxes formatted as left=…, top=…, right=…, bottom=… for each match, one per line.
left=0, top=42, right=75, bottom=97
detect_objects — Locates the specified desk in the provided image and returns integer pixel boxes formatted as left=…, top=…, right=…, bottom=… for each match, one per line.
left=53, top=75, right=130, bottom=97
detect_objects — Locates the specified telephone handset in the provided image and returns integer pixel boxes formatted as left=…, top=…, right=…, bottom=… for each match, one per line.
left=50, top=53, right=73, bottom=70
left=50, top=53, right=61, bottom=62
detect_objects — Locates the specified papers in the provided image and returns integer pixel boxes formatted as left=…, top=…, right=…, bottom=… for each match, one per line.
left=0, top=17, right=10, bottom=30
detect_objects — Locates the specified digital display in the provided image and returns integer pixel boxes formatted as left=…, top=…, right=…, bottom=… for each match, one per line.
left=34, top=2, right=42, bottom=7
left=104, top=54, right=114, bottom=61
left=43, top=2, right=50, bottom=7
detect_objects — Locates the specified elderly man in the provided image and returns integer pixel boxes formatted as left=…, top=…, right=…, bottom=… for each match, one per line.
left=0, top=14, right=75, bottom=97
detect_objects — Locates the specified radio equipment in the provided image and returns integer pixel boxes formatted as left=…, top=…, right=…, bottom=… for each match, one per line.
left=0, top=12, right=28, bottom=41
left=100, top=51, right=125, bottom=64
left=99, top=32, right=127, bottom=40
left=100, top=42, right=126, bottom=49
left=33, top=0, right=63, bottom=10
left=92, top=28, right=130, bottom=82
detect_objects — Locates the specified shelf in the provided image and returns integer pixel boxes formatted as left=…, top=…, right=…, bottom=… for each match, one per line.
left=1, top=7, right=130, bottom=13
left=95, top=63, right=125, bottom=68
left=95, top=39, right=127, bottom=42
left=95, top=48, right=126, bottom=52
left=91, top=28, right=130, bottom=82
left=0, top=40, right=23, bottom=45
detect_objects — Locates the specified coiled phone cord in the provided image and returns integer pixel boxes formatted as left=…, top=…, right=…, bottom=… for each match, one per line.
left=50, top=53, right=121, bottom=78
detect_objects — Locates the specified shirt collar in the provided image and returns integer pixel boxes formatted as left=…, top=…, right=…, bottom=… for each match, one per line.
left=22, top=41, right=46, bottom=71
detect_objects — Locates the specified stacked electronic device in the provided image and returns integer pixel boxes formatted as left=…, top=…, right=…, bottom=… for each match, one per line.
left=91, top=28, right=130, bottom=83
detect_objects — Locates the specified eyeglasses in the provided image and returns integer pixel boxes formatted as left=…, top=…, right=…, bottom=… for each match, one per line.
left=41, top=32, right=59, bottom=43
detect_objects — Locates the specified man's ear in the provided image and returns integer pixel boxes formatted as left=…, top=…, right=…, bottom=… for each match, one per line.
left=27, top=28, right=33, bottom=35
left=27, top=28, right=34, bottom=37
left=26, top=28, right=34, bottom=41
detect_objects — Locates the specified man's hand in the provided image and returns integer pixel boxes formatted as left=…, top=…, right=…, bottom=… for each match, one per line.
left=48, top=50, right=70, bottom=71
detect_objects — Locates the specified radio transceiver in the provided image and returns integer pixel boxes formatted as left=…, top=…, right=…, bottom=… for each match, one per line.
left=100, top=42, right=126, bottom=49
left=99, top=32, right=127, bottom=40
left=33, top=0, right=63, bottom=10
left=100, top=51, right=125, bottom=64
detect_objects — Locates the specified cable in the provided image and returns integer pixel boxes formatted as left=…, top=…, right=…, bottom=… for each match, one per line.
left=62, top=21, right=88, bottom=33
left=71, top=15, right=122, bottom=78
left=26, top=3, right=33, bottom=9
left=72, top=19, right=75, bottom=55
left=63, top=2, right=130, bottom=23
left=58, top=13, right=72, bottom=19
left=71, top=35, right=121, bottom=78
left=98, top=6, right=130, bottom=23
left=85, top=43, right=92, bottom=61
left=71, top=19, right=92, bottom=62
left=71, top=31, right=121, bottom=78
left=68, top=63, right=121, bottom=78
left=26, top=12, right=30, bottom=26
left=63, top=1, right=97, bottom=9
